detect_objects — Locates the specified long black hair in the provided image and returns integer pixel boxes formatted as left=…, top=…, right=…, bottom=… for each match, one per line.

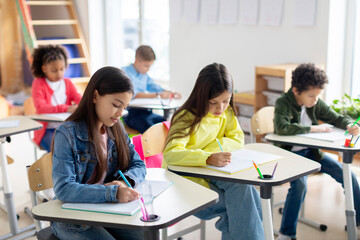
left=166, top=63, right=236, bottom=146
left=67, top=66, right=134, bottom=183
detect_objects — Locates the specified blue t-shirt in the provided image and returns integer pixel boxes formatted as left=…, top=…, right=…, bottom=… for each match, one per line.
left=122, top=64, right=163, bottom=98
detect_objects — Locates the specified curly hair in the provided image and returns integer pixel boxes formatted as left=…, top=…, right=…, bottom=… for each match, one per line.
left=31, top=45, right=68, bottom=78
left=291, top=63, right=328, bottom=93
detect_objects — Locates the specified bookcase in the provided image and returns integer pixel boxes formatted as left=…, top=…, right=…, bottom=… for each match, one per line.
left=254, top=64, right=298, bottom=112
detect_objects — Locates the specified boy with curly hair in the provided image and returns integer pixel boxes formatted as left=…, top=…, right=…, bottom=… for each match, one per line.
left=274, top=63, right=360, bottom=240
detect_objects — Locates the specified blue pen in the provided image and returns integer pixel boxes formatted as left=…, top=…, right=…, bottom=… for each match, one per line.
left=216, top=138, right=224, bottom=152
left=118, top=170, right=149, bottom=220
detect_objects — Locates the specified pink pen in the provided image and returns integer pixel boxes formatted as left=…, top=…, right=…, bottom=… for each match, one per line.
left=140, top=197, right=150, bottom=220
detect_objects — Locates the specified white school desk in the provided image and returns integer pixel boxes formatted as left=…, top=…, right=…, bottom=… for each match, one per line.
left=265, top=133, right=360, bottom=240
left=128, top=98, right=183, bottom=119
left=0, top=116, right=42, bottom=240
left=28, top=112, right=71, bottom=122
left=31, top=168, right=218, bottom=240
left=167, top=143, right=321, bottom=240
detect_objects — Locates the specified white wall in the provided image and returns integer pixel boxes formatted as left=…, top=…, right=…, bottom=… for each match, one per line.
left=169, top=0, right=331, bottom=98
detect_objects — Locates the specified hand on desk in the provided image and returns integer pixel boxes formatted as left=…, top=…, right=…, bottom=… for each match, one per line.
left=206, top=152, right=232, bottom=167
left=310, top=125, right=332, bottom=133
left=347, top=123, right=360, bottom=136
left=105, top=180, right=140, bottom=203
left=159, top=91, right=182, bottom=99
left=116, top=186, right=140, bottom=203
left=67, top=104, right=78, bottom=113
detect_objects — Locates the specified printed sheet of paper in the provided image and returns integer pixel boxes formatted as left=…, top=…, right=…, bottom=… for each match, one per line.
left=219, top=0, right=238, bottom=24
left=204, top=148, right=281, bottom=174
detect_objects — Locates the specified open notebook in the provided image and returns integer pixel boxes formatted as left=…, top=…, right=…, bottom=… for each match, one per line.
left=204, top=148, right=281, bottom=174
left=297, top=124, right=346, bottom=142
left=62, top=180, right=173, bottom=216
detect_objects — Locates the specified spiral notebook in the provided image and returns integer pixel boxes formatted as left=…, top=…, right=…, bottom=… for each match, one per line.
left=61, top=180, right=173, bottom=216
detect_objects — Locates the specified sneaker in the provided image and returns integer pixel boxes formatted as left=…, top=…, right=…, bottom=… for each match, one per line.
left=276, top=233, right=292, bottom=240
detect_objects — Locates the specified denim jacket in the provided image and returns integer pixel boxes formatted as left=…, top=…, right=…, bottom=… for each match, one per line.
left=52, top=120, right=146, bottom=203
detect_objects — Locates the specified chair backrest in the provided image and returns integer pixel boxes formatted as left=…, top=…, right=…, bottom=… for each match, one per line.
left=142, top=122, right=169, bottom=158
left=0, top=95, right=10, bottom=118
left=251, top=106, right=275, bottom=137
left=132, top=121, right=170, bottom=168
left=24, top=96, right=37, bottom=115
left=27, top=153, right=53, bottom=192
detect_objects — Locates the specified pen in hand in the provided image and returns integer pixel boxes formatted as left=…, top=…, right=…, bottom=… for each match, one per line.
left=118, top=170, right=149, bottom=220
left=345, top=116, right=360, bottom=135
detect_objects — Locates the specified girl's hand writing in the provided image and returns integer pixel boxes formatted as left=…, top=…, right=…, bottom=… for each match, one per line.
left=206, top=152, right=232, bottom=167
left=116, top=187, right=140, bottom=203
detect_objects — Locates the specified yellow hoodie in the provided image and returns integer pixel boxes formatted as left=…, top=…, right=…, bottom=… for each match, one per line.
left=163, top=107, right=244, bottom=188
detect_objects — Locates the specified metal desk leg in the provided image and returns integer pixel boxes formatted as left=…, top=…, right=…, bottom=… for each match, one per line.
left=0, top=138, right=36, bottom=240
left=261, top=186, right=274, bottom=240
left=343, top=151, right=357, bottom=240
left=144, top=230, right=160, bottom=240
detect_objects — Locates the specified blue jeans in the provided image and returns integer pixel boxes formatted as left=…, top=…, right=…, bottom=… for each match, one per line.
left=39, top=128, right=55, bottom=152
left=51, top=222, right=144, bottom=240
left=280, top=148, right=360, bottom=238
left=194, top=180, right=264, bottom=240
left=124, top=109, right=165, bottom=133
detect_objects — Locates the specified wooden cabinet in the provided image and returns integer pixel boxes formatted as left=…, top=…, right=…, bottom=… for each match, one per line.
left=255, top=64, right=298, bottom=112
left=233, top=91, right=255, bottom=144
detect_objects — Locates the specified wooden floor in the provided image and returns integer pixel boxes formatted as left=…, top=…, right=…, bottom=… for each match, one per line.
left=0, top=132, right=357, bottom=239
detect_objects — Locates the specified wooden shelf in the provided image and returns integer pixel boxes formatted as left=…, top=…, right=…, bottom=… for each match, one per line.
left=233, top=91, right=255, bottom=106
left=255, top=64, right=298, bottom=112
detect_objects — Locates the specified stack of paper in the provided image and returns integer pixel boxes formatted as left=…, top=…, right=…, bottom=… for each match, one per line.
left=62, top=180, right=173, bottom=215
left=204, top=148, right=281, bottom=174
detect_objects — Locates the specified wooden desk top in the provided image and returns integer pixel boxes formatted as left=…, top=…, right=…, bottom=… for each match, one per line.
left=0, top=116, right=42, bottom=138
left=265, top=133, right=360, bottom=153
left=168, top=143, right=321, bottom=188
left=32, top=169, right=218, bottom=231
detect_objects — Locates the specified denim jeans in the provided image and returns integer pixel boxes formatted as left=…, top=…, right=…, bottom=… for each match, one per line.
left=124, top=109, right=165, bottom=133
left=280, top=148, right=360, bottom=238
left=39, top=128, right=55, bottom=152
left=51, top=222, right=144, bottom=240
left=194, top=180, right=264, bottom=240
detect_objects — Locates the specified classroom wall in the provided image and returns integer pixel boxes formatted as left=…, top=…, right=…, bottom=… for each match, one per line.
left=169, top=0, right=331, bottom=98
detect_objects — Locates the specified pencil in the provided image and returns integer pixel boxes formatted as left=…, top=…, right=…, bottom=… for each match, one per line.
left=216, top=138, right=224, bottom=152
left=345, top=116, right=360, bottom=135
left=252, top=160, right=264, bottom=179
left=271, top=162, right=278, bottom=178
left=118, top=170, right=149, bottom=220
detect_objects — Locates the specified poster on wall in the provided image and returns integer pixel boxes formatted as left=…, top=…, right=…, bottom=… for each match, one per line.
left=200, top=0, right=219, bottom=24
left=259, top=0, right=284, bottom=26
left=293, top=0, right=317, bottom=26
left=184, top=0, right=200, bottom=23
left=170, top=0, right=183, bottom=24
left=219, top=0, right=238, bottom=24
left=239, top=0, right=259, bottom=25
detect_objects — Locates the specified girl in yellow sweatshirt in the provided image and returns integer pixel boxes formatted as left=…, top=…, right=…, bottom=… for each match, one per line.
left=163, top=63, right=264, bottom=240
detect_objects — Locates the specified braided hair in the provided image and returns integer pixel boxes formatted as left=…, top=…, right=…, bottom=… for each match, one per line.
left=31, top=45, right=68, bottom=78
